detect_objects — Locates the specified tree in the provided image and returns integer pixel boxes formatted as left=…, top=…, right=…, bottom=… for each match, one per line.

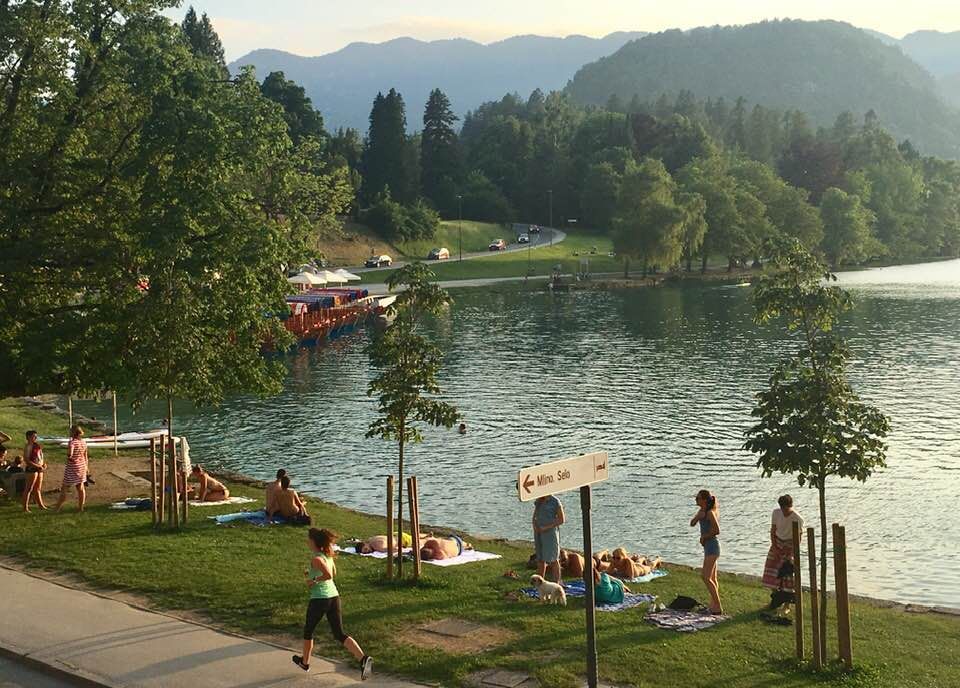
left=612, top=159, right=687, bottom=276
left=677, top=157, right=743, bottom=273
left=181, top=6, right=226, bottom=71
left=678, top=192, right=708, bottom=272
left=362, top=89, right=412, bottom=204
left=420, top=89, right=461, bottom=212
left=260, top=71, right=326, bottom=144
left=819, top=188, right=878, bottom=266
left=367, top=264, right=460, bottom=578
left=580, top=162, right=621, bottom=230
left=744, top=240, right=889, bottom=662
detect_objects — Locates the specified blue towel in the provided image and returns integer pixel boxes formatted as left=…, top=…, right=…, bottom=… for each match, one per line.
left=520, top=581, right=655, bottom=612
left=625, top=569, right=669, bottom=584
left=210, top=510, right=286, bottom=527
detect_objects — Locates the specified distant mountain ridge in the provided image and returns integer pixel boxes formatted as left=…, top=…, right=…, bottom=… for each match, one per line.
left=229, top=32, right=646, bottom=132
left=566, top=20, right=960, bottom=157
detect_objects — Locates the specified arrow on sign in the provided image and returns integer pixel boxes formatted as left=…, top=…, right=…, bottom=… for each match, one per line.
left=523, top=475, right=535, bottom=494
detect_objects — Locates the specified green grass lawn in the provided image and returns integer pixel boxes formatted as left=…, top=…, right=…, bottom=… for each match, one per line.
left=362, top=231, right=621, bottom=283
left=396, top=220, right=508, bottom=259
left=0, top=446, right=956, bottom=686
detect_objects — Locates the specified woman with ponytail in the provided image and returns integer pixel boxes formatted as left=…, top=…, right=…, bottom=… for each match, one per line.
left=690, top=489, right=723, bottom=614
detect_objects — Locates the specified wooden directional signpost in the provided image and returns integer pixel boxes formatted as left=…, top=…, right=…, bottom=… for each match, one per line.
left=518, top=451, right=609, bottom=688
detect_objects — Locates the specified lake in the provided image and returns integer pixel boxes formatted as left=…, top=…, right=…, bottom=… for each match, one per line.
left=78, top=258, right=960, bottom=608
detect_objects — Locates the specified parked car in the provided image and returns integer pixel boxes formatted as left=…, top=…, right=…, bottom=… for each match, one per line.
left=428, top=247, right=450, bottom=260
left=365, top=254, right=393, bottom=268
left=517, top=233, right=530, bottom=244
left=488, top=239, right=507, bottom=251
left=529, top=225, right=541, bottom=234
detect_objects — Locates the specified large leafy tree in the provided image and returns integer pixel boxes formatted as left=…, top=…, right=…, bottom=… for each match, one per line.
left=744, top=240, right=889, bottom=662
left=0, top=2, right=343, bottom=414
left=367, top=264, right=460, bottom=578
left=420, top=88, right=461, bottom=214
left=612, top=159, right=687, bottom=276
left=819, top=187, right=878, bottom=266
left=677, top=156, right=743, bottom=273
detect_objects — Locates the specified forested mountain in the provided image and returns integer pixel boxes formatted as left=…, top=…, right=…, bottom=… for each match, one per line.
left=898, top=30, right=960, bottom=107
left=567, top=20, right=960, bottom=158
left=228, top=33, right=645, bottom=131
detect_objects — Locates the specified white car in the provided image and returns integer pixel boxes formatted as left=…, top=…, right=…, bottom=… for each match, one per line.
left=517, top=233, right=530, bottom=244
left=365, top=254, right=392, bottom=268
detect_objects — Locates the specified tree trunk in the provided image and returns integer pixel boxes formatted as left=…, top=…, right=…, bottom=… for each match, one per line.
left=700, top=252, right=708, bottom=274
left=686, top=253, right=693, bottom=273
left=623, top=257, right=630, bottom=279
left=727, top=256, right=735, bottom=273
left=396, top=436, right=404, bottom=579
left=819, top=482, right=828, bottom=661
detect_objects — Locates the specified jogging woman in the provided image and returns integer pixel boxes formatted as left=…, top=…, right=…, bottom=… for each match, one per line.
left=293, top=528, right=373, bottom=680
left=690, top=489, right=723, bottom=614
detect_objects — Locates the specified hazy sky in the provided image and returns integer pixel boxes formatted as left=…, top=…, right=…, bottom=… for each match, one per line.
left=166, top=1, right=960, bottom=61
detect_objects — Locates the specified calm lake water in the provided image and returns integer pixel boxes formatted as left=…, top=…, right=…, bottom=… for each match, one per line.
left=79, top=259, right=960, bottom=608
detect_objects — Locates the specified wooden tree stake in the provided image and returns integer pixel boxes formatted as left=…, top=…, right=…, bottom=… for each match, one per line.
left=386, top=476, right=394, bottom=579
left=833, top=524, right=853, bottom=670
left=408, top=477, right=421, bottom=579
left=157, top=435, right=166, bottom=525
left=149, top=438, right=158, bottom=526
left=807, top=526, right=822, bottom=669
left=793, top=520, right=804, bottom=660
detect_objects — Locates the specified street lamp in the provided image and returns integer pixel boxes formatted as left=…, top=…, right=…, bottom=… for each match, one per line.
left=457, top=194, right=463, bottom=262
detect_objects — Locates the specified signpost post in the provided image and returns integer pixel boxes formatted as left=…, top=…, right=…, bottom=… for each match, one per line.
left=518, top=452, right=608, bottom=688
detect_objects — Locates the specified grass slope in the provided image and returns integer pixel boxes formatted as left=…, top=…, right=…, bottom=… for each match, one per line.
left=0, top=427, right=956, bottom=687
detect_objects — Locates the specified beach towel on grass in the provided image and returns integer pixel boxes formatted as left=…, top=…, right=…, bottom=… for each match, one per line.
left=190, top=495, right=256, bottom=507
left=625, top=569, right=669, bottom=584
left=209, top=510, right=286, bottom=527
left=521, top=581, right=656, bottom=612
left=645, top=609, right=730, bottom=632
left=109, top=498, right=152, bottom=511
left=336, top=545, right=412, bottom=559
left=422, top=550, right=502, bottom=567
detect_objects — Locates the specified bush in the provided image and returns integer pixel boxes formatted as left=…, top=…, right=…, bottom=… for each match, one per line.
left=363, top=191, right=439, bottom=242
left=460, top=171, right=514, bottom=224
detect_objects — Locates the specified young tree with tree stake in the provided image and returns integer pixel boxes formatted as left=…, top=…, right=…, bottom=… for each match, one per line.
left=743, top=239, right=889, bottom=664
left=367, top=264, right=460, bottom=578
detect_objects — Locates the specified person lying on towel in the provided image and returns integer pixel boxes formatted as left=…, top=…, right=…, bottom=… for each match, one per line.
left=419, top=535, right=473, bottom=560
left=357, top=533, right=429, bottom=553
left=593, top=567, right=632, bottom=605
left=595, top=548, right=663, bottom=579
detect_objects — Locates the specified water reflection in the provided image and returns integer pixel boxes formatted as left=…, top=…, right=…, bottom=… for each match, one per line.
left=76, top=259, right=960, bottom=607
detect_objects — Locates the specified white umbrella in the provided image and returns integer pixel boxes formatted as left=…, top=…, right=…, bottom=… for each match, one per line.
left=287, top=272, right=326, bottom=286
left=335, top=268, right=362, bottom=282
left=319, top=270, right=348, bottom=285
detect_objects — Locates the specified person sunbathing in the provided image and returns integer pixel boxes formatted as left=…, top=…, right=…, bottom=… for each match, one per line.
left=419, top=535, right=473, bottom=561
left=607, top=547, right=662, bottom=579
left=357, top=533, right=428, bottom=554
left=560, top=549, right=585, bottom=577
left=269, top=475, right=309, bottom=523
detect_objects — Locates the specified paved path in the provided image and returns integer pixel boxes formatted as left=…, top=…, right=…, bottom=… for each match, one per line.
left=0, top=655, right=75, bottom=688
left=0, top=566, right=420, bottom=688
left=350, top=227, right=566, bottom=273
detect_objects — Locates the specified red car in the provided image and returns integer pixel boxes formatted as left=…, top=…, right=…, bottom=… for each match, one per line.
left=488, top=239, right=507, bottom=251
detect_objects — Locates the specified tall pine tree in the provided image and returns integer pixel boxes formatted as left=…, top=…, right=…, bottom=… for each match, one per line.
left=420, top=89, right=461, bottom=214
left=182, top=7, right=226, bottom=73
left=362, top=89, right=411, bottom=204
left=261, top=71, right=326, bottom=144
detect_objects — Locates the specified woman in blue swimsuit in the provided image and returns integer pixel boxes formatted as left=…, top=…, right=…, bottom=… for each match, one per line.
left=690, top=489, right=723, bottom=614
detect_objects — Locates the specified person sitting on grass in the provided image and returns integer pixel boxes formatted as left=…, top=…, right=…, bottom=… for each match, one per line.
left=265, top=468, right=286, bottom=515
left=419, top=535, right=473, bottom=561
left=593, top=566, right=631, bottom=606
left=270, top=475, right=310, bottom=524
left=190, top=465, right=230, bottom=502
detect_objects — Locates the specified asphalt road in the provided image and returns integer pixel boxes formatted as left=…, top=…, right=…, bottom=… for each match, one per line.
left=0, top=656, right=75, bottom=688
left=350, top=227, right=566, bottom=273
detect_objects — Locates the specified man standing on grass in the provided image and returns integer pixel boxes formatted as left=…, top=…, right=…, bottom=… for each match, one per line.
left=533, top=494, right=565, bottom=582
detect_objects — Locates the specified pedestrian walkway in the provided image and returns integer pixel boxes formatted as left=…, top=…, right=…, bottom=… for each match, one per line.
left=0, top=566, right=420, bottom=688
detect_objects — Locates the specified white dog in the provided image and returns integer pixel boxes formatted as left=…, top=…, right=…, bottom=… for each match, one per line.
left=530, top=574, right=567, bottom=606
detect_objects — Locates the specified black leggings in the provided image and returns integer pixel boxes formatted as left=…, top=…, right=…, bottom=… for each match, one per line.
left=303, top=595, right=348, bottom=643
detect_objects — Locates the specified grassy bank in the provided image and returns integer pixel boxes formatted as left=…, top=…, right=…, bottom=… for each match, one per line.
left=1, top=401, right=958, bottom=687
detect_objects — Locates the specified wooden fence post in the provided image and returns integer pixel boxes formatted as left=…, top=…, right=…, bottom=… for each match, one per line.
left=833, top=524, right=853, bottom=670
left=149, top=438, right=158, bottom=526
left=807, top=527, right=822, bottom=669
left=386, top=476, right=394, bottom=579
left=181, top=439, right=189, bottom=525
left=408, top=477, right=421, bottom=579
left=792, top=521, right=804, bottom=660
left=157, top=435, right=166, bottom=526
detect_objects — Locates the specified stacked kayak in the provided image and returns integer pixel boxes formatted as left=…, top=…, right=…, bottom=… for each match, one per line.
left=44, top=429, right=176, bottom=449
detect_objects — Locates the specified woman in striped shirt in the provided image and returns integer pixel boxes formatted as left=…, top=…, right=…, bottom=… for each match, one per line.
left=56, top=425, right=88, bottom=512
